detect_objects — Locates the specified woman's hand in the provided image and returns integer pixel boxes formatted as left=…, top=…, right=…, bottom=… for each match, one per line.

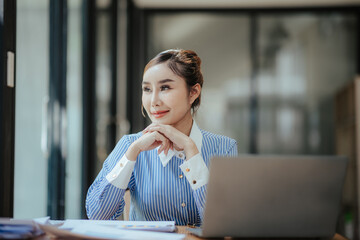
left=126, top=131, right=172, bottom=161
left=143, top=123, right=199, bottom=159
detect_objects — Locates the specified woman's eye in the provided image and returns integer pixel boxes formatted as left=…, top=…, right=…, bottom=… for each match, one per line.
left=142, top=87, right=151, bottom=92
left=160, top=85, right=170, bottom=91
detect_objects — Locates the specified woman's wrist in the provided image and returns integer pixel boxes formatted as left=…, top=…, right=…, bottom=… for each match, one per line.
left=126, top=142, right=141, bottom=161
left=184, top=139, right=199, bottom=160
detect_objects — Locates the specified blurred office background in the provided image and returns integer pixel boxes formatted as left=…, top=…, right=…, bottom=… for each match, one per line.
left=0, top=0, right=360, bottom=239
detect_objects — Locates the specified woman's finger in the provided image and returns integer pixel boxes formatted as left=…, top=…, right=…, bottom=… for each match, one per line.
left=143, top=123, right=160, bottom=133
left=162, top=136, right=172, bottom=155
left=146, top=125, right=169, bottom=137
left=152, top=131, right=168, bottom=154
left=158, top=135, right=168, bottom=154
left=164, top=138, right=171, bottom=155
left=158, top=144, right=164, bottom=154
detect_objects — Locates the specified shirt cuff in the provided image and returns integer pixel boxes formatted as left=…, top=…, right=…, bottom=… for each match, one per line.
left=179, top=153, right=209, bottom=190
left=105, top=155, right=136, bottom=189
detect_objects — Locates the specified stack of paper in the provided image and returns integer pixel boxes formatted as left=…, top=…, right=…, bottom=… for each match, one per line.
left=35, top=218, right=185, bottom=240
left=60, top=219, right=177, bottom=232
left=0, top=218, right=44, bottom=239
left=69, top=224, right=184, bottom=240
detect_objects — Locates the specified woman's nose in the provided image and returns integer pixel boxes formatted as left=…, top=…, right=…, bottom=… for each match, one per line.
left=151, top=91, right=161, bottom=106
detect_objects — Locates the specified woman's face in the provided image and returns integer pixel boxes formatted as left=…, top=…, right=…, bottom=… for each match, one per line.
left=142, top=63, right=197, bottom=128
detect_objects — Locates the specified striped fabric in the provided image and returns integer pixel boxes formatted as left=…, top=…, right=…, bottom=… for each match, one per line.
left=86, top=128, right=238, bottom=225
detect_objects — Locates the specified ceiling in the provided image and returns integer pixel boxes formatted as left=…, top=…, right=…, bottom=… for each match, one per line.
left=133, top=0, right=360, bottom=8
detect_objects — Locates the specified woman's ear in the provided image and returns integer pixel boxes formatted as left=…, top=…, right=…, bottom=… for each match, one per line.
left=189, top=83, right=201, bottom=105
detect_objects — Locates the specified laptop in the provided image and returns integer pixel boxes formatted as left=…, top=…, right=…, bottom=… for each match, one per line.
left=188, top=155, right=348, bottom=238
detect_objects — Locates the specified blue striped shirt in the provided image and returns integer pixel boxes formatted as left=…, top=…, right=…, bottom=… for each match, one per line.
left=86, top=122, right=238, bottom=225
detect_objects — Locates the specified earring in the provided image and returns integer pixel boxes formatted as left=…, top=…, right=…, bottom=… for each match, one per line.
left=141, top=104, right=146, bottom=118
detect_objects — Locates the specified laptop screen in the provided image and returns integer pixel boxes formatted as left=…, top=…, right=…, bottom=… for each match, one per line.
left=200, top=155, right=347, bottom=238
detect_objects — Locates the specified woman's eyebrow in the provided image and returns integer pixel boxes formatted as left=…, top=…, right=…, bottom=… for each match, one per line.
left=142, top=79, right=175, bottom=85
left=159, top=79, right=175, bottom=84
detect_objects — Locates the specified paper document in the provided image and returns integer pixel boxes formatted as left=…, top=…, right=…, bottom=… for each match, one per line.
left=60, top=219, right=176, bottom=232
left=36, top=218, right=184, bottom=240
left=71, top=224, right=184, bottom=240
left=0, top=218, right=44, bottom=239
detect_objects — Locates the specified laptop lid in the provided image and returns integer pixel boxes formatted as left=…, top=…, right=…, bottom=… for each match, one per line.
left=200, top=155, right=348, bottom=238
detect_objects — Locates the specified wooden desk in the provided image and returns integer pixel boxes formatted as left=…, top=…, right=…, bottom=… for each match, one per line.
left=176, top=226, right=349, bottom=240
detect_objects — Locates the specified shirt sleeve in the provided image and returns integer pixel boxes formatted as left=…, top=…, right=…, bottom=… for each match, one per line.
left=106, top=155, right=136, bottom=189
left=179, top=153, right=208, bottom=190
left=227, top=140, right=238, bottom=157
left=86, top=135, right=135, bottom=220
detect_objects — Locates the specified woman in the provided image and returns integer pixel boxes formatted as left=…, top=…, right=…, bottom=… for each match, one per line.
left=86, top=49, right=238, bottom=226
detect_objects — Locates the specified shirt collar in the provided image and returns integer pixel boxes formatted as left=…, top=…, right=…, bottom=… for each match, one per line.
left=158, top=120, right=203, bottom=167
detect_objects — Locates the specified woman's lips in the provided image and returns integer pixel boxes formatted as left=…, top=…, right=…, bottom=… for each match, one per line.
left=152, top=110, right=169, bottom=118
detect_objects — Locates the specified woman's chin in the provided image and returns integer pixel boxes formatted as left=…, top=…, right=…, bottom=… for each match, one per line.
left=151, top=118, right=172, bottom=125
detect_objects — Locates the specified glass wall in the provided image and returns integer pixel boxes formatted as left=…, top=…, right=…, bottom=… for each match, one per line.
left=14, top=0, right=122, bottom=219
left=66, top=0, right=83, bottom=219
left=14, top=0, right=49, bottom=218
left=91, top=0, right=126, bottom=178
left=257, top=14, right=357, bottom=154
left=147, top=11, right=357, bottom=156
left=95, top=1, right=114, bottom=172
left=15, top=0, right=84, bottom=219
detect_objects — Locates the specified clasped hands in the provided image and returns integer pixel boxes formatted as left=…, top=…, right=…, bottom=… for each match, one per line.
left=125, top=123, right=199, bottom=161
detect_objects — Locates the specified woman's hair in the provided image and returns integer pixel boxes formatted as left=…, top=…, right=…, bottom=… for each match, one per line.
left=144, top=49, right=204, bottom=112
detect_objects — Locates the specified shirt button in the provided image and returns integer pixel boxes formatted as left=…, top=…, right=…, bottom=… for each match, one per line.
left=179, top=174, right=183, bottom=179
left=181, top=202, right=186, bottom=207
left=186, top=168, right=190, bottom=172
left=179, top=153, right=184, bottom=158
left=120, top=163, right=124, bottom=167
left=112, top=174, right=117, bottom=178
left=193, top=180, right=197, bottom=184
